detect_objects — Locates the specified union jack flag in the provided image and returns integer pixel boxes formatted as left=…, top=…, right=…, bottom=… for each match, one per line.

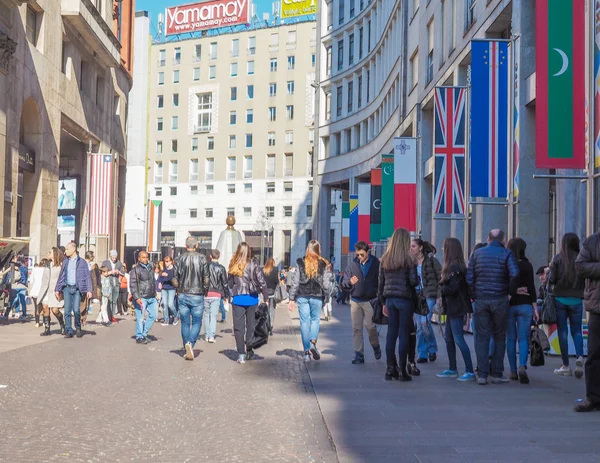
left=434, top=87, right=466, bottom=215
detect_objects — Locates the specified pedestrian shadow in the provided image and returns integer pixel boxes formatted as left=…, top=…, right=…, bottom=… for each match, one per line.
left=220, top=328, right=233, bottom=334
left=80, top=329, right=97, bottom=336
left=276, top=349, right=303, bottom=359
left=169, top=348, right=203, bottom=358
left=219, top=349, right=239, bottom=362
left=130, top=335, right=160, bottom=341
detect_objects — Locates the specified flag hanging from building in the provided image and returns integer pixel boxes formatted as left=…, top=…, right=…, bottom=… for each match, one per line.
left=341, top=200, right=350, bottom=254
left=513, top=37, right=521, bottom=199
left=393, top=137, right=417, bottom=232
left=595, top=0, right=600, bottom=169
left=381, top=154, right=395, bottom=238
left=434, top=87, right=466, bottom=215
left=470, top=40, right=509, bottom=198
left=358, top=183, right=371, bottom=243
left=349, top=195, right=359, bottom=251
left=370, top=169, right=382, bottom=243
left=89, top=153, right=114, bottom=236
left=147, top=199, right=163, bottom=252
left=536, top=0, right=585, bottom=169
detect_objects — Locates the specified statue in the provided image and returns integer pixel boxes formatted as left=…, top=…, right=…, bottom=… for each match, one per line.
left=215, top=216, right=244, bottom=273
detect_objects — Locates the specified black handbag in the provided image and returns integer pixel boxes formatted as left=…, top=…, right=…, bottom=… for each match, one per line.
left=414, top=284, right=430, bottom=316
left=541, top=284, right=557, bottom=324
left=530, top=326, right=546, bottom=367
left=370, top=298, right=388, bottom=325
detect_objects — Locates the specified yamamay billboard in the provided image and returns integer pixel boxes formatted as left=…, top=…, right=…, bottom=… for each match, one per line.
left=281, top=0, right=317, bottom=19
left=165, top=0, right=250, bottom=35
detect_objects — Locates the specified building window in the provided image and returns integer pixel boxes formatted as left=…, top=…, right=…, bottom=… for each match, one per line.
left=358, top=75, right=363, bottom=108
left=157, top=117, right=163, bottom=131
left=337, top=40, right=344, bottom=71
left=230, top=111, right=237, bottom=125
left=227, top=156, right=237, bottom=179
left=190, top=209, right=197, bottom=219
left=285, top=130, right=294, bottom=145
left=269, top=107, right=277, bottom=122
left=247, top=61, right=255, bottom=75
left=286, top=105, right=294, bottom=120
left=267, top=182, right=275, bottom=193
left=326, top=46, right=332, bottom=76
left=156, top=140, right=163, bottom=154
left=311, top=53, right=316, bottom=68
left=231, top=38, right=239, bottom=57
left=268, top=132, right=276, bottom=146
left=427, top=20, right=434, bottom=84
left=192, top=137, right=198, bottom=151
left=173, top=70, right=180, bottom=83
left=231, top=62, right=238, bottom=77
left=228, top=184, right=236, bottom=194
left=368, top=20, right=372, bottom=52
left=158, top=72, right=164, bottom=85
left=171, top=139, right=178, bottom=152
left=270, top=58, right=278, bottom=72
left=348, top=81, right=354, bottom=113
left=309, top=129, right=314, bottom=144
left=306, top=205, right=313, bottom=217
left=287, top=56, right=296, bottom=70
left=169, top=209, right=177, bottom=219
left=248, top=36, right=256, bottom=55
left=466, top=0, right=476, bottom=30
left=207, top=137, right=215, bottom=150
left=190, top=185, right=198, bottom=195
left=244, top=156, right=253, bottom=178
left=231, top=87, right=237, bottom=101
left=359, top=27, right=364, bottom=59
left=209, top=66, right=216, bottom=79
left=325, top=91, right=331, bottom=120
left=154, top=161, right=163, bottom=183
left=157, top=95, right=164, bottom=108
left=350, top=0, right=355, bottom=17
left=193, top=67, right=200, bottom=81
left=266, top=154, right=276, bottom=177
left=196, top=93, right=212, bottom=132
left=210, top=42, right=218, bottom=59
left=173, top=93, right=179, bottom=107
left=169, top=160, right=178, bottom=182
left=271, top=32, right=279, bottom=46
left=172, top=116, right=179, bottom=130
left=367, top=69, right=371, bottom=102
left=287, top=81, right=295, bottom=95
left=247, top=109, right=254, bottom=123
left=158, top=49, right=166, bottom=67
left=266, top=206, right=275, bottom=218
left=283, top=206, right=293, bottom=217
left=269, top=83, right=277, bottom=97
left=247, top=85, right=254, bottom=99
left=26, top=6, right=39, bottom=46
left=155, top=187, right=163, bottom=196
left=206, top=184, right=214, bottom=194
left=336, top=86, right=343, bottom=117
left=409, top=49, right=418, bottom=90
left=205, top=158, right=215, bottom=180
left=284, top=153, right=293, bottom=176
left=284, top=181, right=293, bottom=193
left=194, top=44, right=201, bottom=61
left=308, top=180, right=313, bottom=192
left=229, top=135, right=237, bottom=149
left=227, top=208, right=235, bottom=217
left=349, top=33, right=355, bottom=66
left=339, top=0, right=345, bottom=24
left=288, top=30, right=297, bottom=44
left=173, top=47, right=181, bottom=65
left=245, top=133, right=253, bottom=148
left=206, top=208, right=214, bottom=218
left=189, top=159, right=198, bottom=181
left=243, top=207, right=252, bottom=217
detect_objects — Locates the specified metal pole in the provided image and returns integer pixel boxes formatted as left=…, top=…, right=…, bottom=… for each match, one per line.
left=85, top=140, right=92, bottom=251
left=587, top=0, right=596, bottom=237
left=507, top=38, right=515, bottom=240
left=463, top=84, right=471, bottom=256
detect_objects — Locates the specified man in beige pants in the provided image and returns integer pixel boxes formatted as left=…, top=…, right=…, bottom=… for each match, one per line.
left=342, top=241, right=381, bottom=364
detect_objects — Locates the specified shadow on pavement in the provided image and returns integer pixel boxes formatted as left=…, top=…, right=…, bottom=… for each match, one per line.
left=276, top=348, right=303, bottom=359
left=219, top=349, right=239, bottom=361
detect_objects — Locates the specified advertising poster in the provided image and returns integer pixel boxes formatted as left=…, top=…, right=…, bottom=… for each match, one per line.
left=165, top=0, right=250, bottom=35
left=281, top=0, right=317, bottom=19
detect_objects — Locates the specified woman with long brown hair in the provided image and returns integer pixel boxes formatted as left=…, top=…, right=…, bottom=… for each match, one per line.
left=378, top=228, right=419, bottom=381
left=262, top=258, right=279, bottom=335
left=288, top=240, right=333, bottom=362
left=437, top=238, right=475, bottom=381
left=228, top=242, right=268, bottom=364
left=40, top=247, right=66, bottom=336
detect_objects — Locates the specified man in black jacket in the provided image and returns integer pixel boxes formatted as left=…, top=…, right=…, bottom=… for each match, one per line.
left=204, top=249, right=229, bottom=344
left=174, top=236, right=210, bottom=361
left=342, top=241, right=382, bottom=364
left=467, top=229, right=519, bottom=385
left=129, top=251, right=158, bottom=344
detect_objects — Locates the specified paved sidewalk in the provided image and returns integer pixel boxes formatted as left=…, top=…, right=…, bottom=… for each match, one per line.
left=296, top=302, right=600, bottom=463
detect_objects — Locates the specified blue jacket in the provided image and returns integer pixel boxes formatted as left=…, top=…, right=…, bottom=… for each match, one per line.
left=55, top=255, right=93, bottom=293
left=158, top=266, right=175, bottom=290
left=466, top=241, right=520, bottom=299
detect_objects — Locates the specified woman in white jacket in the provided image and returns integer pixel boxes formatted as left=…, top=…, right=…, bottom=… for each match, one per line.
left=29, top=259, right=50, bottom=328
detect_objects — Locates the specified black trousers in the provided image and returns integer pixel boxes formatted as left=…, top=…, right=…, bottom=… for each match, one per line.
left=118, top=288, right=129, bottom=314
left=232, top=304, right=257, bottom=354
left=586, top=313, right=600, bottom=404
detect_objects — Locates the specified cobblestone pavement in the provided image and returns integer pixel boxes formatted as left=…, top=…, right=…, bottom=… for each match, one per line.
left=0, top=304, right=337, bottom=463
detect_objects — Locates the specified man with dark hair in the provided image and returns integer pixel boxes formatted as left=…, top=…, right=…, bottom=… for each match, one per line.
left=173, top=236, right=210, bottom=361
left=342, top=241, right=382, bottom=364
left=204, top=249, right=229, bottom=343
left=467, top=229, right=519, bottom=385
left=101, top=250, right=124, bottom=322
left=129, top=251, right=158, bottom=344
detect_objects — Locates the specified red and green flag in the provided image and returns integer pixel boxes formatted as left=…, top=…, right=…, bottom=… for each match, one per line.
left=381, top=154, right=395, bottom=239
left=536, top=0, right=586, bottom=169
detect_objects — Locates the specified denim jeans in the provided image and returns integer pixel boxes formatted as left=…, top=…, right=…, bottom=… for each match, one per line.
left=473, top=298, right=509, bottom=379
left=506, top=304, right=534, bottom=372
left=268, top=296, right=276, bottom=330
left=416, top=297, right=438, bottom=358
left=178, top=294, right=204, bottom=347
left=445, top=316, right=474, bottom=373
left=555, top=299, right=584, bottom=366
left=297, top=297, right=323, bottom=352
left=204, top=297, right=221, bottom=339
left=134, top=297, right=158, bottom=339
left=9, top=287, right=27, bottom=316
left=162, top=289, right=177, bottom=320
left=63, top=286, right=82, bottom=333
left=220, top=299, right=226, bottom=321
left=385, top=297, right=414, bottom=366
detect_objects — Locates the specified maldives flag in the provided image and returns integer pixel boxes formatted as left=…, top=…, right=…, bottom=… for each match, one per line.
left=393, top=138, right=417, bottom=232
left=358, top=183, right=371, bottom=244
left=536, top=0, right=586, bottom=169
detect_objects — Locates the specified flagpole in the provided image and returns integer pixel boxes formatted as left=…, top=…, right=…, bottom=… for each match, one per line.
left=587, top=0, right=596, bottom=237
left=85, top=140, right=92, bottom=251
left=507, top=36, right=515, bottom=241
left=464, top=79, right=471, bottom=257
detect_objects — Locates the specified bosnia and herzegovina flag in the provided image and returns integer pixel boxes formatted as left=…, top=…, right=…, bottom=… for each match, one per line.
left=536, top=0, right=586, bottom=169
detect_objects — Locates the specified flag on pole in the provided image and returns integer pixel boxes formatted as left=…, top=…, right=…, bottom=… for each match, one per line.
left=349, top=195, right=358, bottom=251
left=594, top=0, right=600, bottom=169
left=358, top=183, right=371, bottom=243
left=434, top=87, right=466, bottom=215
left=393, top=137, right=417, bottom=232
left=536, top=0, right=585, bottom=169
left=514, top=37, right=521, bottom=199
left=370, top=169, right=382, bottom=243
left=89, top=154, right=114, bottom=236
left=381, top=154, right=395, bottom=238
left=147, top=199, right=163, bottom=252
left=341, top=201, right=350, bottom=254
left=470, top=40, right=509, bottom=198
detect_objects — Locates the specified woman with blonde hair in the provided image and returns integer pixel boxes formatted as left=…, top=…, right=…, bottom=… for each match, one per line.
left=378, top=228, right=419, bottom=381
left=40, top=247, right=66, bottom=336
left=228, top=242, right=268, bottom=364
left=288, top=240, right=333, bottom=362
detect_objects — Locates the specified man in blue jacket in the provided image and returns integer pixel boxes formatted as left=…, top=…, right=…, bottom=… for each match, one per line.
left=55, top=242, right=93, bottom=338
left=467, top=229, right=519, bottom=385
left=342, top=241, right=382, bottom=364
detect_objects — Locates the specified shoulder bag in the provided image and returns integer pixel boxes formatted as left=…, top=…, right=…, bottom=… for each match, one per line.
left=414, top=282, right=430, bottom=316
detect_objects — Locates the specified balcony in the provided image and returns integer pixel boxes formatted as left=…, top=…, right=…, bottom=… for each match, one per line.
left=226, top=172, right=236, bottom=180
left=194, top=125, right=211, bottom=134
left=61, top=0, right=121, bottom=68
left=154, top=176, right=163, bottom=183
left=173, top=57, right=181, bottom=66
left=192, top=55, right=201, bottom=63
left=157, top=59, right=166, bottom=67
left=243, top=171, right=252, bottom=179
left=205, top=172, right=214, bottom=181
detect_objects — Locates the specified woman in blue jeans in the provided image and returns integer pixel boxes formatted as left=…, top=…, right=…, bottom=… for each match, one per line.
left=437, top=238, right=476, bottom=382
left=378, top=228, right=419, bottom=382
left=158, top=257, right=178, bottom=326
left=288, top=240, right=332, bottom=363
left=549, top=233, right=585, bottom=378
left=506, top=238, right=539, bottom=384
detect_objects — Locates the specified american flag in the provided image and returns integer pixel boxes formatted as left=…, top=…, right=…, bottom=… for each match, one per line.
left=89, top=154, right=113, bottom=236
left=433, top=87, right=466, bottom=215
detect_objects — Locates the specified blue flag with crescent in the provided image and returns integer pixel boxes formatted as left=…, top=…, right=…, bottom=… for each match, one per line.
left=470, top=40, right=509, bottom=199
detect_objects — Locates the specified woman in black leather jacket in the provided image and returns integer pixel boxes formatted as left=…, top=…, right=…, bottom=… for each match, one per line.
left=262, top=258, right=279, bottom=335
left=378, top=228, right=419, bottom=381
left=228, top=243, right=268, bottom=364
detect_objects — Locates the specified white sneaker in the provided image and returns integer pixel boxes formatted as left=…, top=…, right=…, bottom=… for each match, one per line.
left=161, top=321, right=169, bottom=326
left=554, top=365, right=572, bottom=376
left=237, top=354, right=246, bottom=364
left=208, top=337, right=215, bottom=343
left=184, top=342, right=194, bottom=361
left=575, top=356, right=584, bottom=379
